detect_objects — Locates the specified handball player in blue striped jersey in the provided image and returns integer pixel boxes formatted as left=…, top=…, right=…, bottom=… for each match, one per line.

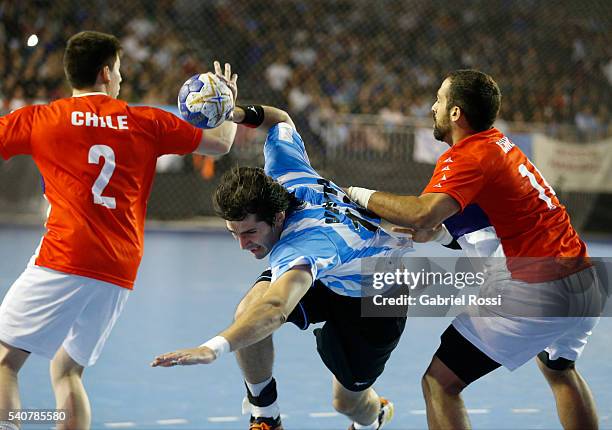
left=153, top=102, right=411, bottom=430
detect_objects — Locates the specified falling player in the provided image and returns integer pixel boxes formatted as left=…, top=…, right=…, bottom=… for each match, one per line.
left=152, top=102, right=410, bottom=430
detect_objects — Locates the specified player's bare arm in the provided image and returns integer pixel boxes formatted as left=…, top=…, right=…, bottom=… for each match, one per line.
left=151, top=266, right=312, bottom=367
left=196, top=121, right=237, bottom=156
left=232, top=105, right=296, bottom=131
left=349, top=189, right=460, bottom=230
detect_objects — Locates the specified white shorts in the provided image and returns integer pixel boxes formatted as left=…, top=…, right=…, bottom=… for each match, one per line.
left=0, top=263, right=129, bottom=367
left=453, top=266, right=602, bottom=370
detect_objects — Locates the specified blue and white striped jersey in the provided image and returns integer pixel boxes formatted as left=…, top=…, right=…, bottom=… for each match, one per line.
left=265, top=122, right=410, bottom=297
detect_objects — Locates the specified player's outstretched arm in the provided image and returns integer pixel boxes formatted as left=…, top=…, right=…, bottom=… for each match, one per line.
left=150, top=266, right=312, bottom=367
left=348, top=189, right=461, bottom=230
left=232, top=105, right=296, bottom=131
left=195, top=121, right=237, bottom=155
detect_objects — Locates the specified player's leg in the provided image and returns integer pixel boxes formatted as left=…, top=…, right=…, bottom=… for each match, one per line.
left=53, top=276, right=129, bottom=430
left=536, top=315, right=600, bottom=430
left=237, top=273, right=331, bottom=429
left=0, top=265, right=92, bottom=430
left=234, top=270, right=283, bottom=429
left=332, top=377, right=391, bottom=429
left=536, top=354, right=598, bottom=430
left=314, top=295, right=404, bottom=430
left=235, top=276, right=275, bottom=386
left=0, top=342, right=29, bottom=430
left=50, top=347, right=90, bottom=430
left=536, top=266, right=603, bottom=429
left=422, top=325, right=501, bottom=430
left=421, top=355, right=471, bottom=429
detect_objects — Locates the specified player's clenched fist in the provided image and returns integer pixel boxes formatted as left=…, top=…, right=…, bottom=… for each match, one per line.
left=151, top=346, right=216, bottom=367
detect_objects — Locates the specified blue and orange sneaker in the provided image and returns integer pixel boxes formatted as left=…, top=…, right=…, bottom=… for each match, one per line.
left=248, top=415, right=283, bottom=430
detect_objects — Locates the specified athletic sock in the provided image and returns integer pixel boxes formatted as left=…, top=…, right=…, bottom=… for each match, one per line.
left=244, top=377, right=280, bottom=419
left=353, top=417, right=379, bottom=429
left=246, top=376, right=273, bottom=397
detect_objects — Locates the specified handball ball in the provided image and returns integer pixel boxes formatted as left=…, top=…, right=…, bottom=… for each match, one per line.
left=177, top=72, right=234, bottom=129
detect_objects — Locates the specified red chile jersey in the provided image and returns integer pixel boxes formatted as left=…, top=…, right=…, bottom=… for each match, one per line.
left=0, top=94, right=202, bottom=289
left=422, top=128, right=588, bottom=282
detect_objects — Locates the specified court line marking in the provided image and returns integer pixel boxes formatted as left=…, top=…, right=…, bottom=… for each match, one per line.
left=104, top=423, right=136, bottom=429
left=409, top=409, right=427, bottom=415
left=207, top=416, right=239, bottom=423
left=466, top=409, right=489, bottom=414
left=512, top=408, right=540, bottom=414
left=309, top=412, right=340, bottom=418
left=156, top=418, right=189, bottom=425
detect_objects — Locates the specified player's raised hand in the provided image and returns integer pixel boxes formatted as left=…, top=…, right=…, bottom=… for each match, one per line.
left=214, top=60, right=238, bottom=104
left=150, top=346, right=217, bottom=367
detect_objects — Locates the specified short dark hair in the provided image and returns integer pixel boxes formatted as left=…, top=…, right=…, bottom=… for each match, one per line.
left=64, top=31, right=122, bottom=89
left=213, top=166, right=294, bottom=225
left=446, top=69, right=501, bottom=132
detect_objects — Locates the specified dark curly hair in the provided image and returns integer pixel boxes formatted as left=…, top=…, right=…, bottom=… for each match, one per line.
left=446, top=69, right=501, bottom=132
left=213, top=166, right=295, bottom=225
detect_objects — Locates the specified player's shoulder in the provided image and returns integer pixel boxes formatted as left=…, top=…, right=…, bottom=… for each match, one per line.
left=125, top=105, right=189, bottom=134
left=125, top=104, right=170, bottom=120
left=270, top=232, right=332, bottom=266
left=267, top=122, right=300, bottom=143
left=471, top=128, right=513, bottom=152
left=278, top=216, right=332, bottom=247
left=455, top=128, right=512, bottom=159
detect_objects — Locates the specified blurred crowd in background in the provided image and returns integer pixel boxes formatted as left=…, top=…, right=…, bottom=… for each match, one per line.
left=1, top=0, right=610, bottom=141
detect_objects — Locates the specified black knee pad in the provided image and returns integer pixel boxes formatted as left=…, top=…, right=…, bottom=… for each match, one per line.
left=537, top=351, right=575, bottom=371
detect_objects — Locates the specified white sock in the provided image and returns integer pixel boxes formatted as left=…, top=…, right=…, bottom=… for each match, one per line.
left=353, top=417, right=379, bottom=429
left=246, top=376, right=273, bottom=397
left=250, top=402, right=280, bottom=419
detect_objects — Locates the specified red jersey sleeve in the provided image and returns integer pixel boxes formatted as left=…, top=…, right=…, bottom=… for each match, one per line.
left=422, top=151, right=484, bottom=210
left=0, top=106, right=37, bottom=160
left=151, top=108, right=202, bottom=156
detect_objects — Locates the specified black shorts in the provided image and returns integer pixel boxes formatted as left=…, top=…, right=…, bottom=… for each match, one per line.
left=255, top=270, right=406, bottom=392
left=434, top=325, right=501, bottom=385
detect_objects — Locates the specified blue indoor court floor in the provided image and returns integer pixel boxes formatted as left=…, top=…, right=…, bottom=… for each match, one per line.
left=1, top=225, right=610, bottom=430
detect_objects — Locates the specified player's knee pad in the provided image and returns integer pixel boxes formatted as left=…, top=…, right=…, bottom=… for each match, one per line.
left=537, top=351, right=575, bottom=371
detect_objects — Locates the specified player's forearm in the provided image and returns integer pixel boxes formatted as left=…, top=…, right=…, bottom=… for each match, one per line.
left=219, top=299, right=287, bottom=352
left=195, top=121, right=237, bottom=155
left=233, top=105, right=295, bottom=130
left=367, top=192, right=435, bottom=229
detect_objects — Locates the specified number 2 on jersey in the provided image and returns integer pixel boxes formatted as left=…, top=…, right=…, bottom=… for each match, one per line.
left=518, top=163, right=556, bottom=210
left=88, top=145, right=116, bottom=209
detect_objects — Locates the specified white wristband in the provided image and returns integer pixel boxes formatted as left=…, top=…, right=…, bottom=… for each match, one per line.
left=199, top=336, right=230, bottom=359
left=347, top=186, right=376, bottom=208
left=433, top=224, right=453, bottom=245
